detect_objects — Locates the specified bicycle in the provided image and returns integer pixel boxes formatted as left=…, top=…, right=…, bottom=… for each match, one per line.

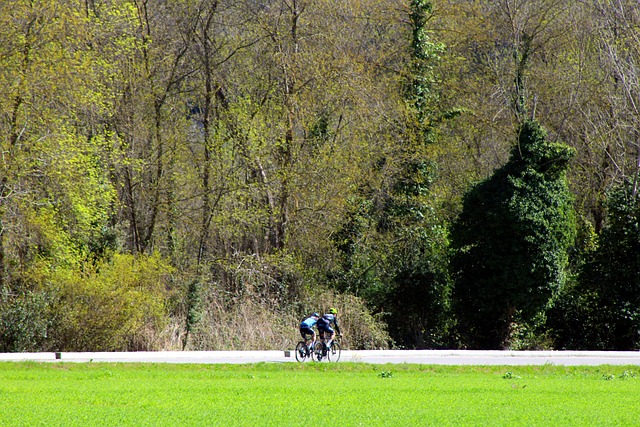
left=295, top=333, right=318, bottom=362
left=313, top=333, right=342, bottom=362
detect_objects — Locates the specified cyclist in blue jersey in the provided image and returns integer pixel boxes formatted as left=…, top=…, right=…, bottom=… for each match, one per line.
left=317, top=308, right=342, bottom=350
left=299, top=312, right=320, bottom=350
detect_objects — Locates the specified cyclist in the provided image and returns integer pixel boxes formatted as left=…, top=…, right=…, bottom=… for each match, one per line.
left=317, top=308, right=341, bottom=350
left=299, top=312, right=320, bottom=352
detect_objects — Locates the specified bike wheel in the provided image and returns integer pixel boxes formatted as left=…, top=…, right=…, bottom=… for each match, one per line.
left=295, top=341, right=307, bottom=362
left=313, top=342, right=325, bottom=362
left=327, top=341, right=341, bottom=362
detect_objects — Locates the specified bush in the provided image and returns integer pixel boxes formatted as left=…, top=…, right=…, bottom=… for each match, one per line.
left=0, top=290, right=50, bottom=352
left=48, top=253, right=172, bottom=351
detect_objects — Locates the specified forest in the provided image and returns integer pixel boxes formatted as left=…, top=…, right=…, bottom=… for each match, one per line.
left=1, top=0, right=639, bottom=352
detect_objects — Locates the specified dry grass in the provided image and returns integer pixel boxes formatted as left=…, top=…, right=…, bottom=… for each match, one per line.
left=184, top=287, right=390, bottom=351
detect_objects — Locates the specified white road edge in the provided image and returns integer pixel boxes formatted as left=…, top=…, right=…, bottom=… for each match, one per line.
left=1, top=350, right=639, bottom=365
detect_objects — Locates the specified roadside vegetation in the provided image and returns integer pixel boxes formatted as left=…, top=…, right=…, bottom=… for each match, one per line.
left=2, top=0, right=640, bottom=351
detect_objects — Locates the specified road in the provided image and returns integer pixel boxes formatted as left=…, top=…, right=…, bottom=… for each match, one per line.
left=1, top=350, right=640, bottom=365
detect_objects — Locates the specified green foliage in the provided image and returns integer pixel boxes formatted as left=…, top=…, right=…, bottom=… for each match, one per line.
left=502, top=371, right=521, bottom=380
left=183, top=279, right=203, bottom=349
left=451, top=120, right=576, bottom=349
left=330, top=175, right=452, bottom=349
left=323, top=0, right=455, bottom=349
left=378, top=370, right=393, bottom=378
left=32, top=129, right=117, bottom=262
left=407, top=0, right=444, bottom=118
left=505, top=309, right=554, bottom=350
left=48, top=253, right=173, bottom=351
left=549, top=179, right=640, bottom=350
left=0, top=290, right=50, bottom=352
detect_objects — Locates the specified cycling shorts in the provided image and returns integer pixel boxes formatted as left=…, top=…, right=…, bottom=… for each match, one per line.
left=300, top=325, right=315, bottom=339
left=317, top=321, right=334, bottom=335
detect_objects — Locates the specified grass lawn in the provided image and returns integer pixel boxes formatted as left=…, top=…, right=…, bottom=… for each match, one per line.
left=0, top=362, right=638, bottom=426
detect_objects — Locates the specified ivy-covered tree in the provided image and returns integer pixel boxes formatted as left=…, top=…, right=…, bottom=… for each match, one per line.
left=330, top=0, right=454, bottom=349
left=451, top=120, right=575, bottom=349
left=378, top=0, right=452, bottom=348
left=549, top=179, right=640, bottom=350
left=405, top=0, right=446, bottom=140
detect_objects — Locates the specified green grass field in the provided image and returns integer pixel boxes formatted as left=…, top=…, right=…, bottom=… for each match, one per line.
left=0, top=362, right=638, bottom=426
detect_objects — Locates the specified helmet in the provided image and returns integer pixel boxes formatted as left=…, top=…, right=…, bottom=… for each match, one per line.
left=312, top=312, right=320, bottom=317
left=329, top=308, right=337, bottom=315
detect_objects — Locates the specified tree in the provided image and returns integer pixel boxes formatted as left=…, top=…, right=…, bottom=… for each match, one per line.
left=550, top=179, right=640, bottom=350
left=451, top=120, right=575, bottom=349
left=0, top=0, right=118, bottom=350
left=432, top=0, right=574, bottom=221
left=329, top=0, right=453, bottom=348
left=543, top=0, right=640, bottom=235
left=92, top=0, right=196, bottom=256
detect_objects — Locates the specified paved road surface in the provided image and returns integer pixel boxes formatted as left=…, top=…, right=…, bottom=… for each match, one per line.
left=1, top=350, right=639, bottom=365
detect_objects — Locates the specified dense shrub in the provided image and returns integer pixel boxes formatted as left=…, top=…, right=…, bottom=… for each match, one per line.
left=0, top=290, right=50, bottom=352
left=48, top=253, right=173, bottom=351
